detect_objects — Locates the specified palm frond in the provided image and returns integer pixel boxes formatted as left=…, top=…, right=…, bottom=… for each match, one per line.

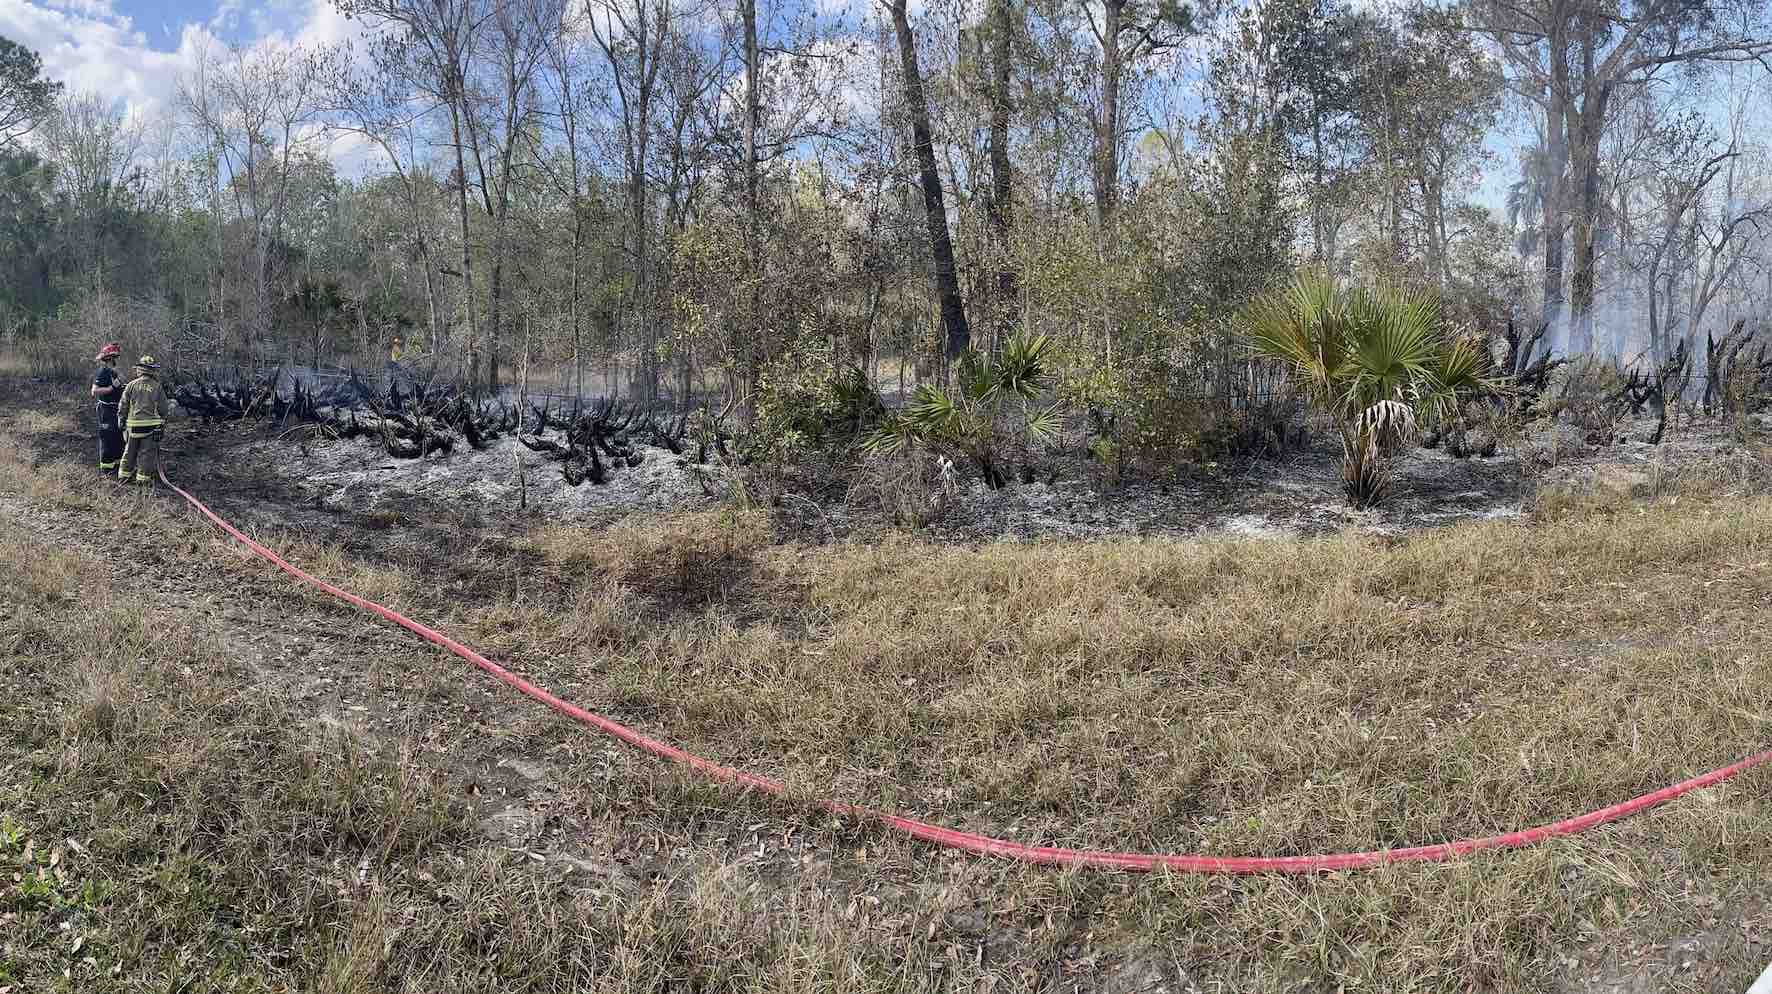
left=905, top=384, right=965, bottom=436
left=956, top=351, right=996, bottom=403
left=861, top=417, right=919, bottom=454
left=1024, top=401, right=1065, bottom=441
left=996, top=332, right=1054, bottom=401
left=1240, top=271, right=1347, bottom=397
left=1356, top=398, right=1418, bottom=449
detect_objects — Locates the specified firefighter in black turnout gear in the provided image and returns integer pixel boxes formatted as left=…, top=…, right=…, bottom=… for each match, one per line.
left=92, top=342, right=124, bottom=474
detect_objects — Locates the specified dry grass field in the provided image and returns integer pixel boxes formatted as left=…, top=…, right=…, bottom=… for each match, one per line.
left=3, top=379, right=1770, bottom=992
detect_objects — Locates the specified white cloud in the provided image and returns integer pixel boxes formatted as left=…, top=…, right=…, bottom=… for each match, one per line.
left=39, top=0, right=116, bottom=17
left=291, top=0, right=358, bottom=49
left=2, top=0, right=375, bottom=173
left=209, top=0, right=242, bottom=33
left=0, top=0, right=196, bottom=118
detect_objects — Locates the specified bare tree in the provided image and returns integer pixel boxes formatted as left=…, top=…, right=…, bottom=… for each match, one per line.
left=724, top=0, right=848, bottom=405
left=1086, top=0, right=1193, bottom=223
left=539, top=3, right=601, bottom=398
left=336, top=0, right=492, bottom=383
left=1470, top=0, right=1772, bottom=352
left=179, top=37, right=327, bottom=362
left=590, top=0, right=674, bottom=403
left=458, top=0, right=567, bottom=392
left=983, top=0, right=1017, bottom=331
left=321, top=48, right=449, bottom=350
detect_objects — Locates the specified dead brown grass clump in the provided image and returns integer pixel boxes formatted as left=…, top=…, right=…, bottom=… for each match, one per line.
left=442, top=494, right=1771, bottom=989
left=845, top=450, right=957, bottom=529
left=532, top=509, right=773, bottom=606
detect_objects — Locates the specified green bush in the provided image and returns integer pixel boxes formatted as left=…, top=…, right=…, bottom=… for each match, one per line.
left=736, top=340, right=887, bottom=504
left=1240, top=273, right=1489, bottom=507
left=745, top=339, right=886, bottom=459
left=1071, top=354, right=1296, bottom=484
left=864, top=332, right=1062, bottom=489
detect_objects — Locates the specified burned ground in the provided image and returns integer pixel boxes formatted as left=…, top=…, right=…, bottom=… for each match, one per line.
left=143, top=368, right=1772, bottom=547
left=3, top=374, right=1771, bottom=993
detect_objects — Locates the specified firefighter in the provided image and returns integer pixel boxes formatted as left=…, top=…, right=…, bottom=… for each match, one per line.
left=116, top=355, right=171, bottom=485
left=91, top=342, right=125, bottom=474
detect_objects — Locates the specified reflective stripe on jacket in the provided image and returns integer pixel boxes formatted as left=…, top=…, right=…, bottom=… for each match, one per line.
left=119, top=375, right=169, bottom=428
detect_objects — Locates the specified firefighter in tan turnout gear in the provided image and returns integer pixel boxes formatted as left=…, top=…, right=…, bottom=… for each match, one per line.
left=117, top=355, right=171, bottom=485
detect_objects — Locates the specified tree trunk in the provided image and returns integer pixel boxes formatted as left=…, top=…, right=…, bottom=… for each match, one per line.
left=1310, top=107, right=1327, bottom=264
left=466, top=35, right=529, bottom=397
left=488, top=258, right=504, bottom=392
left=632, top=6, right=658, bottom=404
left=1569, top=83, right=1610, bottom=356
left=1542, top=22, right=1571, bottom=345
left=445, top=87, right=480, bottom=389
left=741, top=0, right=762, bottom=411
left=417, top=232, right=441, bottom=350
left=208, top=148, right=229, bottom=356
left=985, top=0, right=1015, bottom=332
left=631, top=156, right=652, bottom=402
left=1383, top=65, right=1402, bottom=261
left=1421, top=163, right=1448, bottom=286
left=888, top=0, right=970, bottom=359
left=1093, top=0, right=1122, bottom=225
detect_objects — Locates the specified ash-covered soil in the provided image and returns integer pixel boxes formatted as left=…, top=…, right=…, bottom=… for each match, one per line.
left=16, top=368, right=1771, bottom=545
left=911, top=442, right=1528, bottom=543
left=837, top=413, right=1772, bottom=543
left=206, top=404, right=1772, bottom=544
left=238, top=429, right=727, bottom=518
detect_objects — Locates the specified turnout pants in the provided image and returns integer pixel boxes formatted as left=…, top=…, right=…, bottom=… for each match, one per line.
left=97, top=403, right=123, bottom=471
left=119, top=425, right=162, bottom=484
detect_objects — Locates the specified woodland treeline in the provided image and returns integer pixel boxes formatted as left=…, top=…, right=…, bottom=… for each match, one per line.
left=1, top=0, right=1770, bottom=413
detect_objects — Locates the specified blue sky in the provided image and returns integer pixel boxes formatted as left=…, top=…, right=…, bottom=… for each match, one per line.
left=0, top=0, right=360, bottom=119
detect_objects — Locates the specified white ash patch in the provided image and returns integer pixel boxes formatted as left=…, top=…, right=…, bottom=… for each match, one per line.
left=917, top=439, right=1532, bottom=543
left=1215, top=514, right=1296, bottom=540
left=249, top=432, right=723, bottom=517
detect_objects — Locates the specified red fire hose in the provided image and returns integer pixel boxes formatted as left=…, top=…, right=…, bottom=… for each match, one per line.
left=161, top=470, right=1771, bottom=874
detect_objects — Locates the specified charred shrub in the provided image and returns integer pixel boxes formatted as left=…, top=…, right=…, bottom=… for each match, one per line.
left=1544, top=358, right=1629, bottom=445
